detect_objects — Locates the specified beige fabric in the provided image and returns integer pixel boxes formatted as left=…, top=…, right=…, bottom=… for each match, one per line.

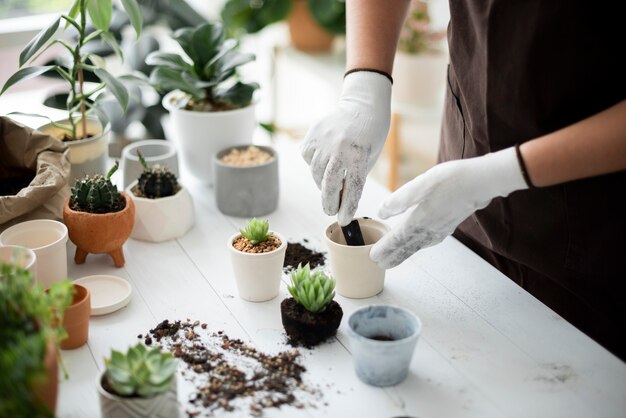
left=0, top=117, right=70, bottom=232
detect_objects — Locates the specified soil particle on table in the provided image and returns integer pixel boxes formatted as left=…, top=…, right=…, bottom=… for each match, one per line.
left=233, top=235, right=282, bottom=253
left=283, top=242, right=326, bottom=271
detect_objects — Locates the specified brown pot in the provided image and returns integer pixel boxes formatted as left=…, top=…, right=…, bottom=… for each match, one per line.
left=60, top=284, right=91, bottom=350
left=33, top=340, right=59, bottom=415
left=63, top=192, right=135, bottom=267
left=287, top=0, right=334, bottom=52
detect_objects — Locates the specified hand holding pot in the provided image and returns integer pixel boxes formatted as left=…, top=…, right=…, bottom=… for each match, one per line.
left=301, top=71, right=392, bottom=226
left=370, top=147, right=529, bottom=269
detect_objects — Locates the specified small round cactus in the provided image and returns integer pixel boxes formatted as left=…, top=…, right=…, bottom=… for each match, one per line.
left=135, top=150, right=179, bottom=199
left=240, top=218, right=271, bottom=245
left=70, top=162, right=124, bottom=213
left=287, top=264, right=336, bottom=313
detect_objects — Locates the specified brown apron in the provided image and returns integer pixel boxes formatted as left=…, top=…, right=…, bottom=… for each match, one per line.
left=439, top=1, right=626, bottom=359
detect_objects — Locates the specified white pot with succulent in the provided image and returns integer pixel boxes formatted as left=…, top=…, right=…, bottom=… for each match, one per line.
left=148, top=22, right=259, bottom=186
left=97, top=343, right=179, bottom=418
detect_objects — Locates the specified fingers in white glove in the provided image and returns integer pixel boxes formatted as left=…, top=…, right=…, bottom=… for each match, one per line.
left=321, top=157, right=344, bottom=216
left=378, top=168, right=437, bottom=219
left=301, top=140, right=316, bottom=164
left=337, top=161, right=367, bottom=226
left=310, top=150, right=330, bottom=190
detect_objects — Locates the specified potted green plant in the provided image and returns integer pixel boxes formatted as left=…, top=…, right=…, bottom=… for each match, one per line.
left=147, top=21, right=259, bottom=186
left=0, top=263, right=73, bottom=417
left=0, top=0, right=143, bottom=182
left=281, top=263, right=343, bottom=346
left=63, top=162, right=135, bottom=267
left=127, top=151, right=194, bottom=242
left=228, top=218, right=287, bottom=302
left=97, top=343, right=179, bottom=418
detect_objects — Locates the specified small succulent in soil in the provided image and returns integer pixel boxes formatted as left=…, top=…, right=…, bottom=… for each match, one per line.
left=70, top=162, right=124, bottom=214
left=104, top=343, right=177, bottom=398
left=240, top=218, right=271, bottom=245
left=134, top=150, right=180, bottom=198
left=287, top=264, right=335, bottom=313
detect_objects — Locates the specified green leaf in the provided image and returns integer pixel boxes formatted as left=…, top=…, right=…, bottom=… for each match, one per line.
left=94, top=68, right=129, bottom=111
left=87, top=0, right=112, bottom=31
left=19, top=17, right=60, bottom=67
left=214, top=81, right=258, bottom=108
left=308, top=0, right=346, bottom=35
left=121, top=0, right=142, bottom=38
left=145, top=52, right=192, bottom=71
left=191, top=23, right=224, bottom=68
left=99, top=31, right=123, bottom=61
left=66, top=0, right=81, bottom=28
left=172, top=27, right=197, bottom=63
left=149, top=66, right=204, bottom=99
left=1, top=66, right=54, bottom=95
left=214, top=51, right=255, bottom=79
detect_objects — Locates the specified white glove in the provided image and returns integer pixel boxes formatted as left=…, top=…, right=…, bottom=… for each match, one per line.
left=370, top=147, right=529, bottom=269
left=301, top=71, right=392, bottom=226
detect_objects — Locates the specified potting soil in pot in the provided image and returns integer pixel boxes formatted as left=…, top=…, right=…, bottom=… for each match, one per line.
left=283, top=240, right=326, bottom=271
left=221, top=146, right=273, bottom=167
left=140, top=319, right=320, bottom=417
left=281, top=299, right=343, bottom=348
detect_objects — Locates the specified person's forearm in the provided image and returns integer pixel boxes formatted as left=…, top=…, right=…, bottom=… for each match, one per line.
left=520, top=99, right=626, bottom=187
left=346, top=0, right=410, bottom=74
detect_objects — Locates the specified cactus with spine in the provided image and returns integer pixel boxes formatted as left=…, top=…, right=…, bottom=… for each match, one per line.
left=70, top=162, right=124, bottom=214
left=287, top=264, right=336, bottom=313
left=104, top=343, right=177, bottom=398
left=135, top=150, right=179, bottom=198
left=240, top=218, right=271, bottom=245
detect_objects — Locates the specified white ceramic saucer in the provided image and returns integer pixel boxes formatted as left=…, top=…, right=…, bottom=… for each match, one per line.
left=74, top=275, right=132, bottom=316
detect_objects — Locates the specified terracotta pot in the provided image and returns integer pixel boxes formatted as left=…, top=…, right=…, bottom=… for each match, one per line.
left=287, top=0, right=334, bottom=52
left=32, top=340, right=59, bottom=415
left=60, top=283, right=91, bottom=350
left=63, top=193, right=135, bottom=267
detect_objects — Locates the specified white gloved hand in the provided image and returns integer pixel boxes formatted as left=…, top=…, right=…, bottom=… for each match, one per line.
left=301, top=71, right=392, bottom=226
left=370, top=147, right=529, bottom=269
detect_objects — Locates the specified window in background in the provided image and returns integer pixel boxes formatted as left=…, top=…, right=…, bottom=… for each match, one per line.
left=0, top=0, right=72, bottom=19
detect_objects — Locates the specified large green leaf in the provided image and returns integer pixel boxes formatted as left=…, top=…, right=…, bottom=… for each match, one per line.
left=308, top=0, right=345, bottom=34
left=87, top=0, right=113, bottom=31
left=191, top=23, right=224, bottom=68
left=65, top=0, right=81, bottom=28
left=1, top=66, right=55, bottom=95
left=172, top=27, right=197, bottom=64
left=145, top=52, right=192, bottom=71
left=121, top=0, right=142, bottom=38
left=215, top=51, right=255, bottom=78
left=149, top=67, right=204, bottom=99
left=94, top=68, right=129, bottom=111
left=99, top=31, right=123, bottom=61
left=19, top=17, right=60, bottom=67
left=214, top=81, right=258, bottom=108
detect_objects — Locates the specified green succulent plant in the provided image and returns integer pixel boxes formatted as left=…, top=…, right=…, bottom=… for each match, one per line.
left=240, top=218, right=271, bottom=245
left=135, top=150, right=179, bottom=198
left=147, top=21, right=259, bottom=111
left=104, top=343, right=177, bottom=398
left=287, top=263, right=336, bottom=313
left=70, top=161, right=124, bottom=214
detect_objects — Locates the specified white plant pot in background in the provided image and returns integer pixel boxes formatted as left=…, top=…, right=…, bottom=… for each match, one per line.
left=392, top=51, right=448, bottom=108
left=126, top=182, right=194, bottom=243
left=0, top=219, right=68, bottom=288
left=121, top=140, right=179, bottom=189
left=324, top=218, right=390, bottom=299
left=228, top=232, right=287, bottom=302
left=0, top=245, right=37, bottom=275
left=163, top=91, right=256, bottom=186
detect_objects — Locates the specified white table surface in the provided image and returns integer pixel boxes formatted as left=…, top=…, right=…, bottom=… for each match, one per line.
left=2, top=94, right=625, bottom=418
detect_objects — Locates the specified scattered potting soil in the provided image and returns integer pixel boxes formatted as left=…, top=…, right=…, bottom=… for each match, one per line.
left=283, top=241, right=326, bottom=271
left=0, top=174, right=34, bottom=196
left=221, top=146, right=273, bottom=167
left=233, top=235, right=282, bottom=253
left=141, top=319, right=318, bottom=417
left=281, top=298, right=343, bottom=348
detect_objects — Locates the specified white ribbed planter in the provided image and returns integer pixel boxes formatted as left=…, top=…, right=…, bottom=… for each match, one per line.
left=163, top=91, right=255, bottom=186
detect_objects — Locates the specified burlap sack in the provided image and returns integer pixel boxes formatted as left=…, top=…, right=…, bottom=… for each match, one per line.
left=0, top=117, right=71, bottom=232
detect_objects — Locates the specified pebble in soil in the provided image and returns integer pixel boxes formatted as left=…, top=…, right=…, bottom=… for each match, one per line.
left=141, top=319, right=320, bottom=417
left=283, top=240, right=326, bottom=271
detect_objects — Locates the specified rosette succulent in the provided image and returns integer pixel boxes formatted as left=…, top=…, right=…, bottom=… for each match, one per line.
left=70, top=162, right=124, bottom=213
left=240, top=218, right=271, bottom=245
left=287, top=264, right=336, bottom=313
left=135, top=150, right=179, bottom=198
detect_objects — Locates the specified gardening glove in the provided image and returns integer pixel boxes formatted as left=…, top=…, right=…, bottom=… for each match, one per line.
left=370, top=147, right=529, bottom=269
left=301, top=71, right=392, bottom=226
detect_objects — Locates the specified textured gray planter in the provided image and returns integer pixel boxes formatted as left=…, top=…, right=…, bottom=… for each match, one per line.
left=121, top=140, right=179, bottom=189
left=348, top=305, right=422, bottom=387
left=214, top=145, right=279, bottom=217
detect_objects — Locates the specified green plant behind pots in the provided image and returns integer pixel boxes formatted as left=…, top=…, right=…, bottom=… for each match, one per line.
left=0, top=0, right=144, bottom=141
left=135, top=150, right=179, bottom=198
left=104, top=343, right=177, bottom=397
left=70, top=161, right=124, bottom=213
left=0, top=264, right=73, bottom=417
left=287, top=263, right=336, bottom=313
left=147, top=22, right=259, bottom=112
left=240, top=218, right=271, bottom=245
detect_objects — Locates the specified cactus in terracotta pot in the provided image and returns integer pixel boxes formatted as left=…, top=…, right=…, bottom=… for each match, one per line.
left=70, top=162, right=124, bottom=214
left=134, top=151, right=179, bottom=199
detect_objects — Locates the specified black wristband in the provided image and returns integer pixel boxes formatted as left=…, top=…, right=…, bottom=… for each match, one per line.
left=515, top=143, right=535, bottom=188
left=344, top=68, right=393, bottom=84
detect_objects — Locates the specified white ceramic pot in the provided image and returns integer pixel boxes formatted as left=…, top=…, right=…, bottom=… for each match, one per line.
left=392, top=51, right=448, bottom=108
left=97, top=372, right=179, bottom=418
left=163, top=91, right=256, bottom=186
left=38, top=117, right=110, bottom=184
left=228, top=232, right=287, bottom=302
left=0, top=245, right=37, bottom=275
left=121, top=140, right=179, bottom=189
left=324, top=218, right=390, bottom=299
left=126, top=181, right=194, bottom=242
left=0, top=219, right=68, bottom=288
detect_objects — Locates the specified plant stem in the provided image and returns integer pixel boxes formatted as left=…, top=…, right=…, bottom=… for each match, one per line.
left=78, top=0, right=87, bottom=139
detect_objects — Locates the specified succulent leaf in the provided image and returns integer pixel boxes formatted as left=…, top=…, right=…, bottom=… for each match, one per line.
left=287, top=264, right=336, bottom=313
left=135, top=150, right=179, bottom=198
left=70, top=162, right=123, bottom=213
left=239, top=218, right=271, bottom=245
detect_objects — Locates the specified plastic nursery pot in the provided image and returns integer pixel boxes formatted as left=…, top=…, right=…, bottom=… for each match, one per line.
left=97, top=371, right=179, bottom=418
left=0, top=245, right=37, bottom=273
left=126, top=181, right=194, bottom=243
left=0, top=219, right=68, bottom=288
left=121, top=140, right=179, bottom=189
left=228, top=232, right=287, bottom=302
left=347, top=304, right=422, bottom=387
left=38, top=117, right=110, bottom=184
left=63, top=193, right=135, bottom=268
left=324, top=218, right=390, bottom=298
left=162, top=90, right=256, bottom=186
left=213, top=145, right=279, bottom=217
left=60, top=284, right=91, bottom=350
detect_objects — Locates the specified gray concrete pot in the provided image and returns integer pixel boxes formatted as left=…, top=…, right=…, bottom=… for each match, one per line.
left=213, top=145, right=279, bottom=217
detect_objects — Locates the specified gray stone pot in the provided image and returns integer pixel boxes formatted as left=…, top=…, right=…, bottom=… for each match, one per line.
left=213, top=145, right=279, bottom=217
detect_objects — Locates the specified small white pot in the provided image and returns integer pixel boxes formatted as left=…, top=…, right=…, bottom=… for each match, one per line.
left=121, top=140, right=179, bottom=189
left=97, top=372, right=179, bottom=418
left=392, top=51, right=448, bottom=108
left=0, top=245, right=37, bottom=275
left=0, top=219, right=68, bottom=288
left=228, top=232, right=287, bottom=302
left=163, top=91, right=256, bottom=186
left=126, top=182, right=194, bottom=243
left=324, top=218, right=390, bottom=299
left=38, top=117, right=110, bottom=183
